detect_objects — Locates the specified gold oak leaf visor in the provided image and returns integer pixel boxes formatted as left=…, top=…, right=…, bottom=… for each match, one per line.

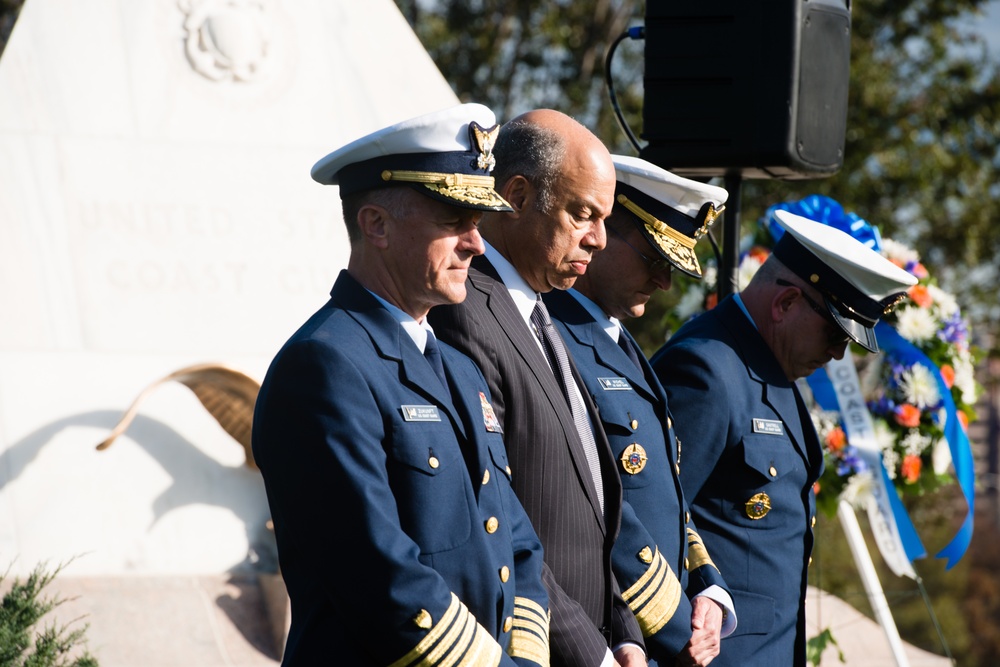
left=332, top=151, right=512, bottom=213
left=615, top=182, right=722, bottom=279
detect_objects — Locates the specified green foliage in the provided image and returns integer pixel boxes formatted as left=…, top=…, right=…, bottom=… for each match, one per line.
left=0, top=562, right=98, bottom=667
left=394, top=0, right=1000, bottom=337
left=806, top=627, right=845, bottom=666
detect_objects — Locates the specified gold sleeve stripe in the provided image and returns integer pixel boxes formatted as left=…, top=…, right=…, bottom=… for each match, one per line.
left=388, top=594, right=502, bottom=667
left=513, top=597, right=548, bottom=628
left=621, top=547, right=683, bottom=637
left=510, top=597, right=549, bottom=666
left=454, top=621, right=503, bottom=667
left=687, top=527, right=719, bottom=572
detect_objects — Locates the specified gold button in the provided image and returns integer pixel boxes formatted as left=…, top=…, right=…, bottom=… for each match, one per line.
left=482, top=469, right=490, bottom=485
left=667, top=416, right=673, bottom=429
left=675, top=463, right=681, bottom=475
left=684, top=557, right=689, bottom=570
left=811, top=515, right=817, bottom=528
left=809, top=556, right=814, bottom=567
left=503, top=616, right=513, bottom=633
left=485, top=517, right=499, bottom=534
left=505, top=465, right=512, bottom=476
left=499, top=565, right=510, bottom=582
left=810, top=274, right=819, bottom=283
left=413, top=609, right=432, bottom=629
left=769, top=465, right=777, bottom=477
left=428, top=457, right=440, bottom=469
left=630, top=419, right=639, bottom=430
left=685, top=511, right=690, bottom=524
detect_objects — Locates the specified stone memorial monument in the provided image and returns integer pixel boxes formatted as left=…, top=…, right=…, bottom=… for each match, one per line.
left=0, top=0, right=458, bottom=662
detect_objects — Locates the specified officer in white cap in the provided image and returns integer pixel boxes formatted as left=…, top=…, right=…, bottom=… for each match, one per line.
left=252, top=103, right=549, bottom=667
left=650, top=209, right=916, bottom=666
left=544, top=155, right=735, bottom=667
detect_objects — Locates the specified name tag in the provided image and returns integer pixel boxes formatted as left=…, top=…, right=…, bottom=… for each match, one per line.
left=598, top=377, right=632, bottom=391
left=401, top=405, right=441, bottom=422
left=752, top=418, right=784, bottom=435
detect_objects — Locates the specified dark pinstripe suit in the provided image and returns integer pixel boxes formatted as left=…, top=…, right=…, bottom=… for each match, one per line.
left=430, top=255, right=644, bottom=666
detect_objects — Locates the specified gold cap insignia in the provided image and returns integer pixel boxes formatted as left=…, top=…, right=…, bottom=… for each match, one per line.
left=620, top=443, right=647, bottom=475
left=413, top=608, right=432, bottom=629
left=695, top=202, right=725, bottom=239
left=638, top=546, right=653, bottom=564
left=745, top=493, right=772, bottom=520
left=470, top=121, right=499, bottom=173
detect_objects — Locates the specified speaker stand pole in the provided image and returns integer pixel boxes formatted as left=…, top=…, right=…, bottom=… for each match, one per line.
left=720, top=173, right=742, bottom=299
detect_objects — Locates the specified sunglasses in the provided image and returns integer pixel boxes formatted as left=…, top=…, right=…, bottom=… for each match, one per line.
left=607, top=224, right=673, bottom=274
left=775, top=279, right=850, bottom=346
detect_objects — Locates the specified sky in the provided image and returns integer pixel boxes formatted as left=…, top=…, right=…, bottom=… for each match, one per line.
left=973, top=0, right=1000, bottom=57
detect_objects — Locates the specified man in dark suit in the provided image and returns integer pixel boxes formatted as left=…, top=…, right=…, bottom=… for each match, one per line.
left=544, top=155, right=735, bottom=667
left=650, top=210, right=918, bottom=666
left=252, top=104, right=549, bottom=667
left=430, top=110, right=646, bottom=667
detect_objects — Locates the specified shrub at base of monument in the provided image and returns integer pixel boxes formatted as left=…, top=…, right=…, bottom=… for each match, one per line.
left=0, top=560, right=99, bottom=666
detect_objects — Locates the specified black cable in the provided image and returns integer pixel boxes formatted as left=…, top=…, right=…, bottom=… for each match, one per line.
left=604, top=25, right=644, bottom=153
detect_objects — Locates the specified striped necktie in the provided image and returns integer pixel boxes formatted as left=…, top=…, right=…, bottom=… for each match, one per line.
left=531, top=297, right=604, bottom=514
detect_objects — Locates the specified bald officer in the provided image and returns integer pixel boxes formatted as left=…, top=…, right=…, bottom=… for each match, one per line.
left=544, top=156, right=735, bottom=666
left=651, top=210, right=918, bottom=666
left=252, top=104, right=549, bottom=667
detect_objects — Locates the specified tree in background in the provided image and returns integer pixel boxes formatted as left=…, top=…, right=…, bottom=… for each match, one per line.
left=392, top=1, right=1000, bottom=664
left=394, top=0, right=1000, bottom=341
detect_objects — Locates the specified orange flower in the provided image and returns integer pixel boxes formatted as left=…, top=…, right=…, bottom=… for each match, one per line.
left=901, top=455, right=922, bottom=483
left=894, top=404, right=921, bottom=427
left=911, top=263, right=929, bottom=279
left=748, top=245, right=771, bottom=263
left=939, top=364, right=955, bottom=389
left=705, top=293, right=719, bottom=310
left=825, top=426, right=846, bottom=452
left=908, top=284, right=932, bottom=308
left=957, top=410, right=969, bottom=432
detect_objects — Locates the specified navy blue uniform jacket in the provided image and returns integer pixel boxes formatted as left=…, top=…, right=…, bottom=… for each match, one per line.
left=252, top=271, right=549, bottom=667
left=650, top=295, right=822, bottom=667
left=544, top=289, right=729, bottom=664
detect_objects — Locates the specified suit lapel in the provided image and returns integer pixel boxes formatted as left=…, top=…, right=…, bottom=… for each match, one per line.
left=470, top=259, right=608, bottom=530
left=716, top=296, right=813, bottom=467
left=334, top=273, right=465, bottom=438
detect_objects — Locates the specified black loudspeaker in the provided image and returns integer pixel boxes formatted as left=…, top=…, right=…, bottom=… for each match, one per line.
left=639, top=0, right=851, bottom=180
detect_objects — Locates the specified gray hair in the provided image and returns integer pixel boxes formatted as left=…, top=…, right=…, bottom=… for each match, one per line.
left=340, top=185, right=409, bottom=244
left=492, top=118, right=566, bottom=214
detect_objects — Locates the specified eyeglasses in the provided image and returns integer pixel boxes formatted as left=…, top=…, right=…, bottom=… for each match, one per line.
left=607, top=224, right=673, bottom=274
left=775, top=279, right=850, bottom=346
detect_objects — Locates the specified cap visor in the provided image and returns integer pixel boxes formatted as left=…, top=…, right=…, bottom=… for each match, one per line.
left=411, top=183, right=513, bottom=212
left=826, top=300, right=879, bottom=353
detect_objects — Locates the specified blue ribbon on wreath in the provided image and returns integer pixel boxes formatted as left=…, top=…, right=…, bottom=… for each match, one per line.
left=767, top=194, right=974, bottom=569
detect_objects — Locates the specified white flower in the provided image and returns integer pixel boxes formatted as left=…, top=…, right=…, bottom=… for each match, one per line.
left=881, top=238, right=921, bottom=266
left=898, top=363, right=941, bottom=408
left=881, top=447, right=899, bottom=480
left=874, top=419, right=896, bottom=453
left=952, top=354, right=978, bottom=405
left=702, top=265, right=718, bottom=291
left=895, top=306, right=938, bottom=344
left=842, top=470, right=876, bottom=509
left=901, top=429, right=931, bottom=456
left=927, top=284, right=958, bottom=320
left=932, top=438, right=953, bottom=475
left=736, top=255, right=763, bottom=291
left=674, top=287, right=707, bottom=322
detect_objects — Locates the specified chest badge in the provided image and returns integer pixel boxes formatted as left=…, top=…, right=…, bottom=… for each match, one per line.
left=479, top=392, right=503, bottom=433
left=745, top=493, right=772, bottom=520
left=620, top=443, right=648, bottom=475
left=752, top=418, right=784, bottom=435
